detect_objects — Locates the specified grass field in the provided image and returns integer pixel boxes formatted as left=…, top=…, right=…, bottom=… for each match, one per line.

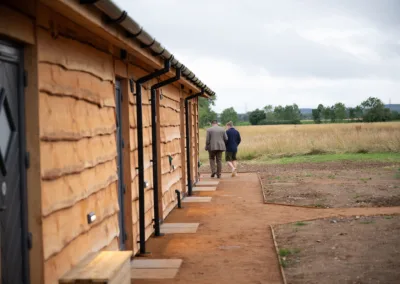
left=199, top=122, right=400, bottom=163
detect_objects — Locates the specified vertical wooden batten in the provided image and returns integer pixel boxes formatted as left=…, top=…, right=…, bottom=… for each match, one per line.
left=179, top=93, right=187, bottom=194
left=193, top=98, right=199, bottom=182
left=120, top=73, right=134, bottom=252
left=24, top=4, right=45, bottom=283
left=26, top=42, right=45, bottom=284
left=188, top=100, right=194, bottom=186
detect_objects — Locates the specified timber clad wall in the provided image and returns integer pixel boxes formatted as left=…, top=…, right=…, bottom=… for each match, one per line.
left=1, top=2, right=202, bottom=283
left=191, top=100, right=199, bottom=182
left=182, top=99, right=199, bottom=189
left=159, top=85, right=184, bottom=217
left=37, top=7, right=120, bottom=283
left=127, top=65, right=155, bottom=255
left=189, top=100, right=200, bottom=183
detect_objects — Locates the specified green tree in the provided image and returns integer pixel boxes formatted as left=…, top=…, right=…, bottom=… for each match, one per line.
left=249, top=109, right=266, bottom=125
left=329, top=106, right=336, bottom=122
left=355, top=105, right=363, bottom=120
left=263, top=104, right=275, bottom=121
left=348, top=107, right=356, bottom=120
left=220, top=107, right=238, bottom=125
left=333, top=102, right=346, bottom=121
left=323, top=107, right=331, bottom=121
left=199, top=97, right=217, bottom=127
left=273, top=105, right=285, bottom=121
left=391, top=110, right=400, bottom=121
left=312, top=104, right=324, bottom=124
left=312, top=109, right=322, bottom=124
left=283, top=104, right=301, bottom=123
left=361, top=97, right=391, bottom=122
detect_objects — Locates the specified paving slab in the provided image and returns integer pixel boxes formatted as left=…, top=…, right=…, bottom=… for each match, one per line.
left=161, top=227, right=198, bottom=234
left=160, top=223, right=199, bottom=234
left=131, top=268, right=179, bottom=279
left=182, top=196, right=212, bottom=203
left=193, top=186, right=217, bottom=192
left=161, top=223, right=199, bottom=228
left=131, top=259, right=182, bottom=269
left=195, top=181, right=220, bottom=186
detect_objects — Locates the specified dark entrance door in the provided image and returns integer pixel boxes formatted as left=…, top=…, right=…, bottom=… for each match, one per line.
left=115, top=79, right=126, bottom=250
left=0, top=40, right=29, bottom=283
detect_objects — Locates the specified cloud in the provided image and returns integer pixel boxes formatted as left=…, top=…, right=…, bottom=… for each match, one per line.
left=115, top=0, right=400, bottom=112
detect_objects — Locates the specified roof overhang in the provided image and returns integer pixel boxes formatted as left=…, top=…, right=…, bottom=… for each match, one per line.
left=40, top=0, right=215, bottom=97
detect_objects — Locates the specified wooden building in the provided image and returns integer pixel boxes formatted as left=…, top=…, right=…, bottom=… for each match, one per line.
left=0, top=0, right=214, bottom=283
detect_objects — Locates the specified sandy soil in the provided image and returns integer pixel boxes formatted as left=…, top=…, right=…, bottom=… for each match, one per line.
left=199, top=160, right=399, bottom=174
left=274, top=215, right=400, bottom=284
left=133, top=167, right=400, bottom=284
left=258, top=162, right=400, bottom=208
left=200, top=161, right=399, bottom=208
left=134, top=173, right=284, bottom=284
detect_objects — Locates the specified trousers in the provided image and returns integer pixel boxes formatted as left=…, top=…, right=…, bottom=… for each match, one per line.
left=208, top=150, right=223, bottom=175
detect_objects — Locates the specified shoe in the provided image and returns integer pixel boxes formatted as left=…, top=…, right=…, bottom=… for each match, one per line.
left=231, top=168, right=236, bottom=177
left=211, top=173, right=216, bottom=178
left=217, top=175, right=221, bottom=179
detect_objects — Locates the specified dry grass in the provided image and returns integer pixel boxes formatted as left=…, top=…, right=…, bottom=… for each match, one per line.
left=199, top=122, right=400, bottom=162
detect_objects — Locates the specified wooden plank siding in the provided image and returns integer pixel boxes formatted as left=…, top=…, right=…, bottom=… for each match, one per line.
left=190, top=101, right=197, bottom=184
left=192, top=99, right=199, bottom=182
left=158, top=85, right=184, bottom=218
left=127, top=65, right=154, bottom=255
left=20, top=2, right=203, bottom=283
left=179, top=97, right=187, bottom=195
left=36, top=6, right=122, bottom=283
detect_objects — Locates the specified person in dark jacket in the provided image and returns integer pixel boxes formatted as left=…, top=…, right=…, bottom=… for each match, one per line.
left=225, top=121, right=241, bottom=177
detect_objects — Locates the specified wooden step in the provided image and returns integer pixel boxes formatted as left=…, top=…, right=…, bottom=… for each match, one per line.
left=59, top=251, right=132, bottom=284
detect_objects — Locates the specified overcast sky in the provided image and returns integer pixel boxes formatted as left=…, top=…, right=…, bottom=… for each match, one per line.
left=115, top=0, right=400, bottom=113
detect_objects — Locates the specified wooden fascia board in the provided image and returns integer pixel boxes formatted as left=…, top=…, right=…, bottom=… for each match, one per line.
left=0, top=4, right=35, bottom=44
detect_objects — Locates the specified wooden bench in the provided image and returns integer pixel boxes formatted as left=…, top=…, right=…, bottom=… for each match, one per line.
left=59, top=251, right=132, bottom=284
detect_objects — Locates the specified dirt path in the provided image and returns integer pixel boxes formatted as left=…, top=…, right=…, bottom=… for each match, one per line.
left=135, top=173, right=400, bottom=284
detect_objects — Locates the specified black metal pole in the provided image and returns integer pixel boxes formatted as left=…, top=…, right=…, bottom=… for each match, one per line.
left=185, top=99, right=191, bottom=195
left=175, top=189, right=182, bottom=208
left=150, top=67, right=181, bottom=236
left=135, top=59, right=171, bottom=254
left=185, top=89, right=205, bottom=196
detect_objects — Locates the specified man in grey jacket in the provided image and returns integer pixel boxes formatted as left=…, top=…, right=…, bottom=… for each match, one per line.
left=205, top=120, right=228, bottom=178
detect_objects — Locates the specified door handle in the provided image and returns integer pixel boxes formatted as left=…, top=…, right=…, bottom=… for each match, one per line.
left=0, top=205, right=6, bottom=212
